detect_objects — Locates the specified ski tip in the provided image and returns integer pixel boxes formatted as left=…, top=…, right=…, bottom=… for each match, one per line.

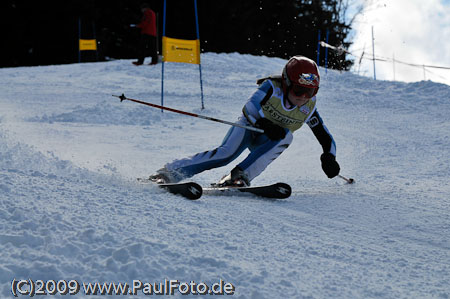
left=137, top=179, right=203, bottom=200
left=274, top=182, right=291, bottom=199
left=182, top=182, right=203, bottom=200
left=159, top=182, right=203, bottom=200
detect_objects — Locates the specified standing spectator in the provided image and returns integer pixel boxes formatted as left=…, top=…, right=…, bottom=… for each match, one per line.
left=132, top=3, right=158, bottom=65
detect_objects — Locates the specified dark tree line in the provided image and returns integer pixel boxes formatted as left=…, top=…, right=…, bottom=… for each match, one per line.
left=1, top=0, right=355, bottom=70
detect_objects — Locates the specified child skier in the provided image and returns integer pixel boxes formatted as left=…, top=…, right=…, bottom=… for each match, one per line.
left=150, top=55, right=340, bottom=186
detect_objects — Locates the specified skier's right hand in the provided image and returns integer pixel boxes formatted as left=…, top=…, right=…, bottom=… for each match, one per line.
left=255, top=118, right=286, bottom=141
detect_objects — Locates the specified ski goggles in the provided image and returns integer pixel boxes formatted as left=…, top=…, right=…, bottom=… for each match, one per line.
left=292, top=85, right=317, bottom=98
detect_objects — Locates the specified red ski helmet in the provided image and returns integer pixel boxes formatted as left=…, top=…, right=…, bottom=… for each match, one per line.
left=282, top=56, right=320, bottom=98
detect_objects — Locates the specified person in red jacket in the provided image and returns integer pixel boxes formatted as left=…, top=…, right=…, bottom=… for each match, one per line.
left=132, top=3, right=158, bottom=66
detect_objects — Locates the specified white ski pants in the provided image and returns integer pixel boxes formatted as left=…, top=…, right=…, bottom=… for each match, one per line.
left=164, top=117, right=293, bottom=182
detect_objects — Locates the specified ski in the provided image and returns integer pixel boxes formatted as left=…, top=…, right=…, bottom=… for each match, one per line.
left=137, top=178, right=203, bottom=200
left=203, top=182, right=291, bottom=199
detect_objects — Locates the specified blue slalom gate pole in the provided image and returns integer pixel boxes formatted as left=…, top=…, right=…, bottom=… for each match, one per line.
left=194, top=0, right=204, bottom=109
left=316, top=30, right=321, bottom=66
left=78, top=18, right=81, bottom=63
left=324, top=29, right=329, bottom=74
left=161, top=0, right=167, bottom=111
left=92, top=21, right=98, bottom=61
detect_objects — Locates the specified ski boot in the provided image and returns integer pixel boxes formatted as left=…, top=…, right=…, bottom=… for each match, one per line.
left=214, top=166, right=250, bottom=188
left=148, top=168, right=176, bottom=184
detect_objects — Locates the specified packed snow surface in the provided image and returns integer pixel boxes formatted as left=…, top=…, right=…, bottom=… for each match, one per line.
left=1, top=53, right=449, bottom=298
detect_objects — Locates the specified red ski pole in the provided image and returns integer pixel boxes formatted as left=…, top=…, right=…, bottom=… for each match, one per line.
left=112, top=94, right=264, bottom=133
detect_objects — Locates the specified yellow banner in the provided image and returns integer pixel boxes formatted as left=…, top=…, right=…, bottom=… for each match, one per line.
left=79, top=39, right=97, bottom=51
left=162, top=37, right=200, bottom=64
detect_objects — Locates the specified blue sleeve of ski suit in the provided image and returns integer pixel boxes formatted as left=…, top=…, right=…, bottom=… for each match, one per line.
left=242, top=80, right=273, bottom=125
left=307, top=110, right=336, bottom=156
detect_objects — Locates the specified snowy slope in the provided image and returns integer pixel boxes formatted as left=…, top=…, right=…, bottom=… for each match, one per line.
left=1, top=53, right=449, bottom=298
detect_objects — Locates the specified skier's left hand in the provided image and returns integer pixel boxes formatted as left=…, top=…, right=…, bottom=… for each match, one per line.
left=320, top=153, right=340, bottom=178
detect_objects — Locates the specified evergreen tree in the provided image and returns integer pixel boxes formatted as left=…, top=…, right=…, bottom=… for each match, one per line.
left=1, top=0, right=355, bottom=70
left=198, top=0, right=354, bottom=70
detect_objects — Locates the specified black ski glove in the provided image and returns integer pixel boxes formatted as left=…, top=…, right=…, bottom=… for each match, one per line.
left=255, top=118, right=286, bottom=141
left=320, top=153, right=340, bottom=178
